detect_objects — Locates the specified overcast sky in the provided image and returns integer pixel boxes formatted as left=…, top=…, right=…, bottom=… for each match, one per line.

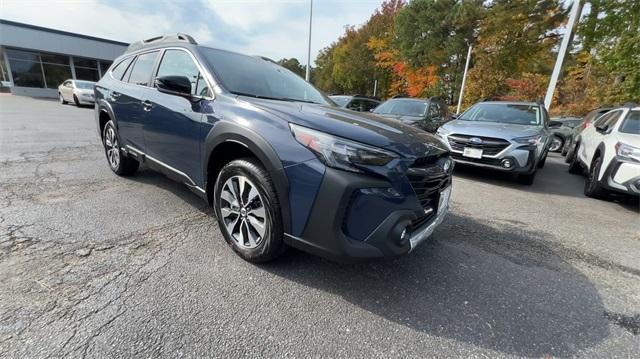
left=0, top=0, right=383, bottom=64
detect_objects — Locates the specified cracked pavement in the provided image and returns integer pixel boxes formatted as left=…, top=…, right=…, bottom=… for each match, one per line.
left=0, top=95, right=639, bottom=358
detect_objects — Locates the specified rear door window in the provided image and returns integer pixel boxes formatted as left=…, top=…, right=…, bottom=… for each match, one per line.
left=127, top=51, right=159, bottom=86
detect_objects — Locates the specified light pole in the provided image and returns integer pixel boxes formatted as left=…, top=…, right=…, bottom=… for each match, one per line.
left=544, top=0, right=583, bottom=110
left=456, top=45, right=472, bottom=114
left=305, top=0, right=313, bottom=82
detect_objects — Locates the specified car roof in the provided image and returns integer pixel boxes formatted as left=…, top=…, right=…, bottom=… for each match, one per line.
left=479, top=100, right=540, bottom=106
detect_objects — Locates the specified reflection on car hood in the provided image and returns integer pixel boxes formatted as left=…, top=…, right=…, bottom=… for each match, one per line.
left=441, top=120, right=542, bottom=139
left=375, top=114, right=423, bottom=123
left=241, top=97, right=447, bottom=159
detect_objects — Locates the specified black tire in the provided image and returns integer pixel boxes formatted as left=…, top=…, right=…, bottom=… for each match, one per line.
left=59, top=93, right=67, bottom=104
left=102, top=120, right=139, bottom=176
left=584, top=155, right=608, bottom=199
left=537, top=151, right=548, bottom=169
left=561, top=141, right=569, bottom=156
left=517, top=171, right=536, bottom=185
left=549, top=136, right=563, bottom=152
left=73, top=94, right=80, bottom=106
left=213, top=158, right=286, bottom=263
left=567, top=143, right=583, bottom=174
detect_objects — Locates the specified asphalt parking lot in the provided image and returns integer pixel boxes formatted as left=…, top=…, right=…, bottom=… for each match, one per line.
left=1, top=94, right=639, bottom=358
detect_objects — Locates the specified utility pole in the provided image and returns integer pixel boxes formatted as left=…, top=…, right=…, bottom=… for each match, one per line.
left=305, top=0, right=313, bottom=82
left=373, top=80, right=378, bottom=97
left=456, top=45, right=472, bottom=114
left=544, top=0, right=583, bottom=110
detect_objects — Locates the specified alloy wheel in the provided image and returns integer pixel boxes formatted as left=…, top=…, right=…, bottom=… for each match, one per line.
left=219, top=175, right=268, bottom=249
left=104, top=127, right=120, bottom=169
left=550, top=137, right=562, bottom=152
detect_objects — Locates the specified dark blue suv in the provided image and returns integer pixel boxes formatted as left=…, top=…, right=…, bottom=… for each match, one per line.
left=95, top=34, right=453, bottom=263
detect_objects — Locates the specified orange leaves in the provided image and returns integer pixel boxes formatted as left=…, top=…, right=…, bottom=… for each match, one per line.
left=367, top=36, right=439, bottom=97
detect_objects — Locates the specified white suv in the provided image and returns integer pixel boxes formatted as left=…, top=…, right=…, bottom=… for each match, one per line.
left=568, top=105, right=640, bottom=198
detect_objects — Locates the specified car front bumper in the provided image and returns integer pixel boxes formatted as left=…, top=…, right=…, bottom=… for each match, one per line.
left=284, top=166, right=452, bottom=262
left=603, top=157, right=640, bottom=196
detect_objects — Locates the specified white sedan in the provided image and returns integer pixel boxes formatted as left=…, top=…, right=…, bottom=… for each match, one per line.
left=568, top=105, right=640, bottom=198
left=58, top=79, right=96, bottom=106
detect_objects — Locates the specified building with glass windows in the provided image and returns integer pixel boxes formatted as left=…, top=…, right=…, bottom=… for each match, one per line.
left=0, top=19, right=128, bottom=97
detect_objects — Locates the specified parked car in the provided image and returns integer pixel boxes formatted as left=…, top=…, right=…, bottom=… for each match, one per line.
left=372, top=97, right=449, bottom=133
left=563, top=107, right=612, bottom=159
left=94, top=34, right=453, bottom=263
left=567, top=105, right=639, bottom=198
left=58, top=79, right=96, bottom=105
left=436, top=101, right=553, bottom=185
left=329, top=94, right=380, bottom=112
left=549, top=117, right=581, bottom=152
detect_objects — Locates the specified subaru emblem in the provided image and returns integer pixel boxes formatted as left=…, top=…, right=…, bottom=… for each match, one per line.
left=469, top=137, right=483, bottom=145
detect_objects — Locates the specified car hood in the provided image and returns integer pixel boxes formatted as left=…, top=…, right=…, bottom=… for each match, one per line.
left=441, top=120, right=542, bottom=139
left=241, top=97, right=447, bottom=159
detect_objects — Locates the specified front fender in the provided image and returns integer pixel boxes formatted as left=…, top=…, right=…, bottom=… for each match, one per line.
left=203, top=121, right=292, bottom=234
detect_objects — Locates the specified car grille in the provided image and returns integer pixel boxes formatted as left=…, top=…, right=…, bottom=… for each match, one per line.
left=447, top=134, right=510, bottom=156
left=406, top=158, right=451, bottom=229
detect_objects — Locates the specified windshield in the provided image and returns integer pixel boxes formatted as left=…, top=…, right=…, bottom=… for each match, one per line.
left=459, top=103, right=541, bottom=125
left=330, top=96, right=350, bottom=107
left=200, top=48, right=332, bottom=105
left=373, top=99, right=427, bottom=117
left=619, top=111, right=639, bottom=135
left=75, top=81, right=94, bottom=89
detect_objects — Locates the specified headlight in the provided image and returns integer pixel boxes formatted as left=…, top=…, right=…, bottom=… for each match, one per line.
left=616, top=142, right=640, bottom=162
left=290, top=123, right=399, bottom=173
left=513, top=134, right=542, bottom=145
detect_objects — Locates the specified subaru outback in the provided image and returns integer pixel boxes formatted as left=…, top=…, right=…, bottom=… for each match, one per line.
left=94, top=34, right=453, bottom=263
left=437, top=101, right=552, bottom=185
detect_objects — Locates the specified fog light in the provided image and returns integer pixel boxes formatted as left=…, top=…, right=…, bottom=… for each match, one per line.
left=501, top=159, right=513, bottom=168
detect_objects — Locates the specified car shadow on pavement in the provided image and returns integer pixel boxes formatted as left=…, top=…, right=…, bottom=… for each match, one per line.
left=262, top=213, right=610, bottom=357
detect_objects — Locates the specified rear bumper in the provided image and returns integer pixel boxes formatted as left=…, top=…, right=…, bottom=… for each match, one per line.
left=284, top=167, right=451, bottom=262
left=602, top=157, right=640, bottom=196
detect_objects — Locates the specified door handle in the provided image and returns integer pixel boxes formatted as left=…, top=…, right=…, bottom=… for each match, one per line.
left=142, top=100, right=153, bottom=112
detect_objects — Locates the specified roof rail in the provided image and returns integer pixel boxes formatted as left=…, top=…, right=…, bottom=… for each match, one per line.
left=126, top=33, right=197, bottom=53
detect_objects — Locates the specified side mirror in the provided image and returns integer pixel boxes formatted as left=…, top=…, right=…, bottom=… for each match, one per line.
left=595, top=124, right=609, bottom=133
left=548, top=120, right=562, bottom=129
left=155, top=76, right=192, bottom=98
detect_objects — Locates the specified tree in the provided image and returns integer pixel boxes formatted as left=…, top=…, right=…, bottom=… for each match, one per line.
left=465, top=0, right=565, bottom=105
left=394, top=0, right=484, bottom=102
left=277, top=58, right=305, bottom=78
left=314, top=1, right=405, bottom=96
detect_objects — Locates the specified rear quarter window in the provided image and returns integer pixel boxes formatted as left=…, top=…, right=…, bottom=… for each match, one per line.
left=111, top=57, right=134, bottom=81
left=618, top=111, right=639, bottom=134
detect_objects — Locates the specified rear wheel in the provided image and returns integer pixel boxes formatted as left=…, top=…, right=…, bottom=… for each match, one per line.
left=214, top=158, right=286, bottom=263
left=568, top=143, right=583, bottom=174
left=584, top=155, right=608, bottom=199
left=549, top=136, right=563, bottom=152
left=102, top=120, right=139, bottom=176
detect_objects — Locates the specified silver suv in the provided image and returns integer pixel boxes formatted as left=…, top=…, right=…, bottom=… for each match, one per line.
left=436, top=101, right=553, bottom=185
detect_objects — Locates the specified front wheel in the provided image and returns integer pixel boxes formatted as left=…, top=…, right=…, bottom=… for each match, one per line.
left=59, top=93, right=67, bottom=104
left=102, top=121, right=139, bottom=176
left=73, top=94, right=80, bottom=106
left=517, top=171, right=536, bottom=185
left=549, top=136, right=563, bottom=152
left=584, top=156, right=608, bottom=199
left=214, top=158, right=286, bottom=263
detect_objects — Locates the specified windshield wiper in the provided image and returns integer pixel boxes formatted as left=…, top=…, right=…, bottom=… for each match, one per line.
left=230, top=91, right=319, bottom=104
